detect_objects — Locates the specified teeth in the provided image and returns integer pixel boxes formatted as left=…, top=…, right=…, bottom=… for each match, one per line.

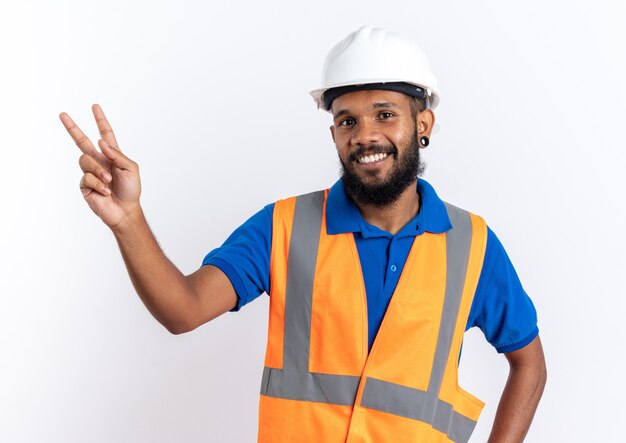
left=358, top=153, right=388, bottom=164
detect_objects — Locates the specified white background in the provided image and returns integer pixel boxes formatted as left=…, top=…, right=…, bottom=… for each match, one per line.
left=1, top=1, right=625, bottom=441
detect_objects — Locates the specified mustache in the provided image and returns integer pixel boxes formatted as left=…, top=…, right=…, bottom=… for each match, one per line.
left=349, top=145, right=398, bottom=162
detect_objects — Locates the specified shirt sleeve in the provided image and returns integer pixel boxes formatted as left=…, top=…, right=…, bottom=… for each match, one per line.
left=201, top=203, right=274, bottom=312
left=466, top=226, right=539, bottom=353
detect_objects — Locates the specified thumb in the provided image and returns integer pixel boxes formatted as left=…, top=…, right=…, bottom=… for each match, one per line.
left=99, top=139, right=136, bottom=171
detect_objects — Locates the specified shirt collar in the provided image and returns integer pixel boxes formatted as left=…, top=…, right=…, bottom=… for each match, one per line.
left=326, top=178, right=452, bottom=238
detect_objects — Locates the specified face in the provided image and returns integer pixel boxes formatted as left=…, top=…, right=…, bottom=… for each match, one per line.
left=330, top=89, right=434, bottom=207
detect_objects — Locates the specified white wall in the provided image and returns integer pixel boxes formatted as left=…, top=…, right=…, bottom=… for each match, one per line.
left=1, top=1, right=624, bottom=441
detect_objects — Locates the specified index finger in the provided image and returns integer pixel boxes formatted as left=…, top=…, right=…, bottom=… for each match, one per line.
left=59, top=112, right=98, bottom=155
left=92, top=104, right=121, bottom=151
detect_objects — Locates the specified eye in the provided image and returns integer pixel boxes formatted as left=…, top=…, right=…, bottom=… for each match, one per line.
left=339, top=117, right=355, bottom=127
left=378, top=111, right=394, bottom=119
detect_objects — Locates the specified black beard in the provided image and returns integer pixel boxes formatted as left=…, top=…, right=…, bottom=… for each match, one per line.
left=339, top=132, right=425, bottom=208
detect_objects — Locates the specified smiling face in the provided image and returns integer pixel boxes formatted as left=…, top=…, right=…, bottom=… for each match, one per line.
left=330, top=89, right=434, bottom=207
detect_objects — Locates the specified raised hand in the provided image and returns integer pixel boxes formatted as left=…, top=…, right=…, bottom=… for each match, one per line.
left=60, top=104, right=142, bottom=229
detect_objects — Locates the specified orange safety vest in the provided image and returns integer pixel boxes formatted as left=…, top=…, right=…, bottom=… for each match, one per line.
left=258, top=189, right=488, bottom=443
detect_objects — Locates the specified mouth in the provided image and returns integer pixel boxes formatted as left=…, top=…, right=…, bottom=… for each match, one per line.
left=350, top=146, right=397, bottom=166
left=357, top=152, right=389, bottom=164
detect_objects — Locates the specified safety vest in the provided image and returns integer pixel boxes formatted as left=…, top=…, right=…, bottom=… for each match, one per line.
left=258, top=189, right=488, bottom=443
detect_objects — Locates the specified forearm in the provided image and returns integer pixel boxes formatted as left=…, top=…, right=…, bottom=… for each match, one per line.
left=111, top=206, right=199, bottom=334
left=487, top=356, right=547, bottom=442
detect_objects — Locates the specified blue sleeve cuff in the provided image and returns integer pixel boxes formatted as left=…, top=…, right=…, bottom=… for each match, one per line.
left=199, top=203, right=274, bottom=313
left=202, top=257, right=247, bottom=312
left=469, top=226, right=539, bottom=352
left=495, top=326, right=539, bottom=353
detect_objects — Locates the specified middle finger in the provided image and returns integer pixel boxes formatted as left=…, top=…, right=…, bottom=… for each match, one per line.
left=59, top=112, right=98, bottom=155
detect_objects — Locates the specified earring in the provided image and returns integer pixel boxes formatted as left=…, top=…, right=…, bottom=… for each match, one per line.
left=419, top=135, right=430, bottom=147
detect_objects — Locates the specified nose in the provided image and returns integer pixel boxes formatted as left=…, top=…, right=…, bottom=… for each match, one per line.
left=350, top=120, right=381, bottom=146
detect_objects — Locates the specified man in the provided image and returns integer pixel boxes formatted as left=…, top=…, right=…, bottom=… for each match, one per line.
left=61, top=25, right=546, bottom=443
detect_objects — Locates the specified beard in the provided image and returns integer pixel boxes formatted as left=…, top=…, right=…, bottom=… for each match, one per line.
left=339, top=131, right=425, bottom=208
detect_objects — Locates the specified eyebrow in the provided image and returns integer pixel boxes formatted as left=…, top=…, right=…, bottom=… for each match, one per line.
left=333, top=101, right=401, bottom=119
left=372, top=101, right=400, bottom=109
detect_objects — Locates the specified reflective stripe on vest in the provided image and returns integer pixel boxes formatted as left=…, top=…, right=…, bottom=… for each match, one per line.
left=260, top=190, right=482, bottom=443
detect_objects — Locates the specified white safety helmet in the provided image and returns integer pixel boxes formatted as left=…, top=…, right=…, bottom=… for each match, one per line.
left=310, top=25, right=440, bottom=112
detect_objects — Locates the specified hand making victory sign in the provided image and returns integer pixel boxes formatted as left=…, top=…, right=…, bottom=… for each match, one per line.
left=58, top=103, right=239, bottom=332
left=59, top=104, right=142, bottom=229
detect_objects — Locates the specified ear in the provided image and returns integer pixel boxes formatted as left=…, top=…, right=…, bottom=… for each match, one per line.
left=329, top=125, right=336, bottom=143
left=416, top=109, right=435, bottom=139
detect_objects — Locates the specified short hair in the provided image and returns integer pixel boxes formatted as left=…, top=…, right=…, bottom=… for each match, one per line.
left=408, top=95, right=428, bottom=120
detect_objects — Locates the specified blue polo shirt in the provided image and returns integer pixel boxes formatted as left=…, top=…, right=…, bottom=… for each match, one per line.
left=202, top=178, right=538, bottom=354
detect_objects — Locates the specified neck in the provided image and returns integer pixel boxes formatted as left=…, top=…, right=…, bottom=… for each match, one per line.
left=355, top=181, right=421, bottom=235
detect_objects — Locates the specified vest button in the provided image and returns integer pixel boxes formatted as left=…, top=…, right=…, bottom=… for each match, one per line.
left=390, top=264, right=398, bottom=272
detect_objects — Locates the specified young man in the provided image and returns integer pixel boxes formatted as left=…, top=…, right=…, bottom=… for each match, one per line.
left=61, top=25, right=546, bottom=443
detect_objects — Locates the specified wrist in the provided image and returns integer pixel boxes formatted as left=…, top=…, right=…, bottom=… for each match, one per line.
left=110, top=204, right=145, bottom=236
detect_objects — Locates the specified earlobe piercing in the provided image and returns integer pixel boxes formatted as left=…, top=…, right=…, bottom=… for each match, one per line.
left=419, top=135, right=430, bottom=147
